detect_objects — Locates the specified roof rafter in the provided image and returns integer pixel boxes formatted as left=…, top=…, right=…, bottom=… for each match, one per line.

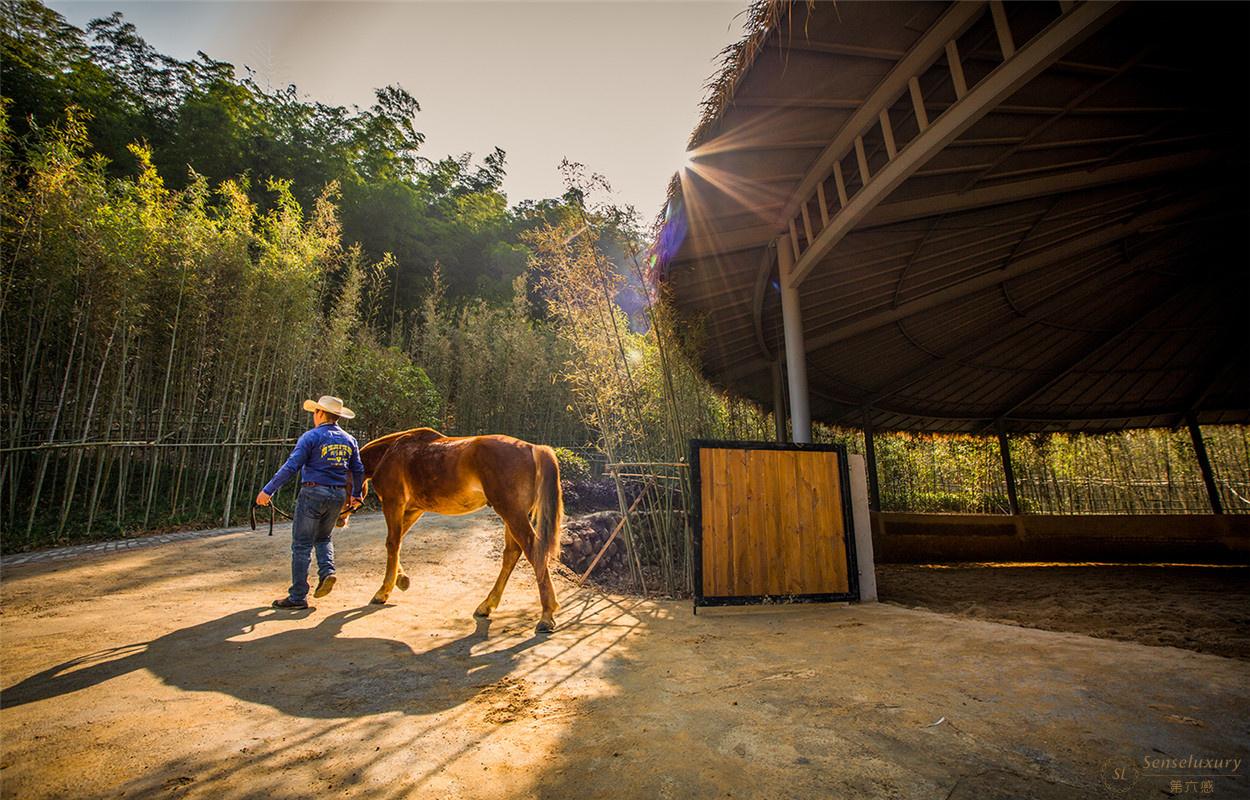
left=681, top=224, right=775, bottom=258
left=860, top=150, right=1215, bottom=229
left=663, top=1, right=1249, bottom=433
left=978, top=278, right=1195, bottom=431
left=777, top=1, right=989, bottom=225
left=958, top=46, right=1149, bottom=192
left=795, top=194, right=1209, bottom=359
left=831, top=250, right=1148, bottom=423
left=787, top=0, right=1126, bottom=288
left=767, top=39, right=906, bottom=61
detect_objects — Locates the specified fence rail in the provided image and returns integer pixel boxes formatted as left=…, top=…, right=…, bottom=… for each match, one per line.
left=5, top=431, right=1248, bottom=555
left=604, top=462, right=693, bottom=597
left=0, top=440, right=298, bottom=453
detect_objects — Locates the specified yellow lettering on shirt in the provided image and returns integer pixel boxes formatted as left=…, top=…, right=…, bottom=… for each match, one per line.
left=320, top=443, right=353, bottom=468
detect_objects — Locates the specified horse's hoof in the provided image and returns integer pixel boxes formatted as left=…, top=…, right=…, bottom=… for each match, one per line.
left=535, top=619, right=555, bottom=634
left=473, top=606, right=491, bottom=619
left=396, top=574, right=410, bottom=592
left=370, top=595, right=389, bottom=605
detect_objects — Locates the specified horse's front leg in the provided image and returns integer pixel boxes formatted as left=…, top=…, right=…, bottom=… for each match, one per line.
left=372, top=507, right=422, bottom=604
left=475, top=529, right=523, bottom=618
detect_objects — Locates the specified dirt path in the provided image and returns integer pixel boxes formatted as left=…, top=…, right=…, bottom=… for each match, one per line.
left=3, top=511, right=1248, bottom=798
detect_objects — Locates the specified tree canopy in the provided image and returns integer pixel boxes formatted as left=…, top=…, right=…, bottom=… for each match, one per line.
left=0, top=0, right=572, bottom=314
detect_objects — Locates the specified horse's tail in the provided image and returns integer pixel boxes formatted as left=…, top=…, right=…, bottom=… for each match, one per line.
left=531, top=445, right=563, bottom=565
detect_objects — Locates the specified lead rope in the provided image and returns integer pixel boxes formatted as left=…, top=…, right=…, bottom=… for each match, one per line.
left=250, top=497, right=293, bottom=536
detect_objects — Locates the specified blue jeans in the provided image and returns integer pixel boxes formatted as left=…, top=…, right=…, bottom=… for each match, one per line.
left=288, top=485, right=344, bottom=602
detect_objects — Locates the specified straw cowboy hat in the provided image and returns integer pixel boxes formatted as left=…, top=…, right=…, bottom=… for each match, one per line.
left=302, top=395, right=356, bottom=419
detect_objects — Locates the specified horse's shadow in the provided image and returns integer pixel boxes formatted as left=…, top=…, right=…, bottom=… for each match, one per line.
left=2, top=605, right=544, bottom=718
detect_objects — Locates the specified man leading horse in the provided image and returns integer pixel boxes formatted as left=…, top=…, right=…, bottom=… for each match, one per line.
left=257, top=395, right=365, bottom=609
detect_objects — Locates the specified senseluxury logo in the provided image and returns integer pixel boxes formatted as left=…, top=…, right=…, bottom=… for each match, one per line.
left=1101, top=758, right=1140, bottom=795
left=1103, top=754, right=1242, bottom=795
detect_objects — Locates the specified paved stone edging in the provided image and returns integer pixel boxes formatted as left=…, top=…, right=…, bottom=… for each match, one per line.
left=1, top=524, right=257, bottom=568
left=2, top=512, right=385, bottom=569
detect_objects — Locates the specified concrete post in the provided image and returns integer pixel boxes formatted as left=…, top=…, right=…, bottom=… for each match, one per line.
left=1186, top=415, right=1224, bottom=514
left=777, top=235, right=811, bottom=443
left=847, top=454, right=877, bottom=602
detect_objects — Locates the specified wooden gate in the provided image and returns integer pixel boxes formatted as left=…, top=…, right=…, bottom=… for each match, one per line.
left=690, top=440, right=858, bottom=608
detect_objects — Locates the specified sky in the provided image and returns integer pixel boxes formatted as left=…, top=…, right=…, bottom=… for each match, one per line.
left=50, top=0, right=748, bottom=219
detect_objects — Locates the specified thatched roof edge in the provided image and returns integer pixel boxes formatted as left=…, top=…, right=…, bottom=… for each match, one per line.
left=659, top=1, right=807, bottom=228
left=688, top=0, right=798, bottom=151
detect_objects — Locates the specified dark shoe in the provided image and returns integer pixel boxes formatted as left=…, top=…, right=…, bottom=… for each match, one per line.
left=272, top=597, right=308, bottom=609
left=313, top=574, right=336, bottom=598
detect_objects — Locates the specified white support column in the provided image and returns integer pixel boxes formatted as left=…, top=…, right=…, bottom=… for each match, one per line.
left=777, top=235, right=811, bottom=443
left=847, top=454, right=878, bottom=602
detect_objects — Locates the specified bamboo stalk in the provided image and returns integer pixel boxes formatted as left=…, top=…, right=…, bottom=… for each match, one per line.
left=25, top=303, right=83, bottom=538
left=143, top=260, right=187, bottom=527
left=57, top=315, right=118, bottom=535
left=221, top=401, right=247, bottom=528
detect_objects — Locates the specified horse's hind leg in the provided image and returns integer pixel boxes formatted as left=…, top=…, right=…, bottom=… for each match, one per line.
left=371, top=506, right=423, bottom=605
left=499, top=510, right=559, bottom=633
left=474, top=528, right=523, bottom=618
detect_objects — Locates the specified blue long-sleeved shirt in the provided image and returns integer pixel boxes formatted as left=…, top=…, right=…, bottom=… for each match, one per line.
left=263, top=422, right=365, bottom=497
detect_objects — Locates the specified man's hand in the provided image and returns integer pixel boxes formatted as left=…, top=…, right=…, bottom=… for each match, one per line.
left=256, top=490, right=271, bottom=507
left=349, top=496, right=363, bottom=510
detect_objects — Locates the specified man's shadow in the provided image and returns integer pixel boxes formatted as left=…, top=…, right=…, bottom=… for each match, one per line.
left=2, top=605, right=544, bottom=718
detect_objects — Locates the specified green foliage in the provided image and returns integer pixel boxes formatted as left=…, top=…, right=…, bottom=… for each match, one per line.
left=872, top=432, right=1009, bottom=514
left=551, top=447, right=591, bottom=482
left=2, top=0, right=536, bottom=311
left=4, top=0, right=1248, bottom=559
left=0, top=84, right=591, bottom=546
left=338, top=335, right=441, bottom=438
left=821, top=425, right=1250, bottom=515
left=527, top=178, right=774, bottom=465
left=0, top=106, right=440, bottom=544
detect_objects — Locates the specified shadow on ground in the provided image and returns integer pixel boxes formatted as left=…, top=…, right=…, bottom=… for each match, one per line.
left=6, top=511, right=1248, bottom=799
left=524, top=599, right=1250, bottom=800
left=2, top=605, right=544, bottom=718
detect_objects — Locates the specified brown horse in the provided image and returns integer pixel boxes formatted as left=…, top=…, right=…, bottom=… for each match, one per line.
left=337, top=428, right=564, bottom=632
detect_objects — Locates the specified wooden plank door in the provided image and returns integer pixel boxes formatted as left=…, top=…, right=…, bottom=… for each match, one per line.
left=692, top=440, right=858, bottom=607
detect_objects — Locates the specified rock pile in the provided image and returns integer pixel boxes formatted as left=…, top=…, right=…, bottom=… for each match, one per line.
left=559, top=511, right=627, bottom=576
left=561, top=478, right=626, bottom=514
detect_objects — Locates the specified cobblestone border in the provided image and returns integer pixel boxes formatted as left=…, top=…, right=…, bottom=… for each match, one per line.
left=1, top=524, right=262, bottom=568
left=2, top=512, right=383, bottom=569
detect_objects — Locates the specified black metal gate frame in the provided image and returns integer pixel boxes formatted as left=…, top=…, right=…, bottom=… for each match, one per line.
left=689, top=439, right=860, bottom=611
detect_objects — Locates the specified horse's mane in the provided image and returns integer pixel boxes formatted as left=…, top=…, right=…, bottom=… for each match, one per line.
left=361, top=427, right=440, bottom=453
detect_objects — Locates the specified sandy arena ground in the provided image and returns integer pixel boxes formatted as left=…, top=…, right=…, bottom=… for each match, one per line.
left=3, top=510, right=1249, bottom=799
left=878, top=563, right=1250, bottom=661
